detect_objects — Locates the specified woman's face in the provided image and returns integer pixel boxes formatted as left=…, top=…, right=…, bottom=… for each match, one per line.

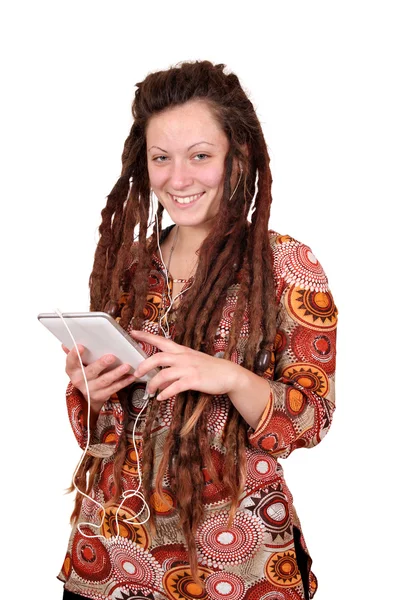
left=146, top=100, right=231, bottom=229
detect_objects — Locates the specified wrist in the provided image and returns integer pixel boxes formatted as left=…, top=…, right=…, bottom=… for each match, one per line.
left=227, top=363, right=272, bottom=430
left=227, top=362, right=253, bottom=395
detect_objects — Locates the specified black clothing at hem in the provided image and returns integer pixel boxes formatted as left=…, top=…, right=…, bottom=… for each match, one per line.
left=63, top=591, right=90, bottom=600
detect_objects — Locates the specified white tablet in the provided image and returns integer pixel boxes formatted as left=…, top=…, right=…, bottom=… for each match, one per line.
left=37, top=311, right=159, bottom=383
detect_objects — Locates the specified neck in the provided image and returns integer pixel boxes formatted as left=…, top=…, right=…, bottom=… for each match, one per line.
left=171, top=222, right=213, bottom=256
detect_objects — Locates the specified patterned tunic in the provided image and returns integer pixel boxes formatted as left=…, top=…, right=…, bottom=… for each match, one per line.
left=58, top=229, right=338, bottom=600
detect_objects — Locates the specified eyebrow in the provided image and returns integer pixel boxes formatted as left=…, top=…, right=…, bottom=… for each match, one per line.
left=148, top=141, right=215, bottom=153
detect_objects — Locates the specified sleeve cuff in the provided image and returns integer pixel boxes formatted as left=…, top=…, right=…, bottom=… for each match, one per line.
left=66, top=382, right=124, bottom=457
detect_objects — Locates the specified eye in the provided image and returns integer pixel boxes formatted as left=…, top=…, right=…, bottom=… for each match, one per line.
left=153, top=155, right=169, bottom=162
left=193, top=153, right=209, bottom=161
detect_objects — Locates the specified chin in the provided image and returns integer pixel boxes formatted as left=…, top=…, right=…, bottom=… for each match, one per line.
left=170, top=216, right=207, bottom=227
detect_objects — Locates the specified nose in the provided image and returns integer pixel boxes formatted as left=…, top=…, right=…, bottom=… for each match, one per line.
left=169, top=160, right=194, bottom=191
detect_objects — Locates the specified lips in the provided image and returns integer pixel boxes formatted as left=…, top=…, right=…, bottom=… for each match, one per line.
left=169, top=192, right=205, bottom=206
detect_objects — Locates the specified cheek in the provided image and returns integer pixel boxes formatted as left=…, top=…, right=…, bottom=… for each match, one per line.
left=202, top=165, right=225, bottom=189
left=147, top=164, right=166, bottom=190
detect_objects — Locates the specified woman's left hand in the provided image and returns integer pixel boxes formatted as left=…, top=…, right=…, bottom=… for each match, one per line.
left=130, top=330, right=242, bottom=401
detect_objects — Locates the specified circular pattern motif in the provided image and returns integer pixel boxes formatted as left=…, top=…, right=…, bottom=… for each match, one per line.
left=127, top=323, right=158, bottom=357
left=70, top=404, right=85, bottom=441
left=71, top=526, right=112, bottom=583
left=157, top=397, right=174, bottom=428
left=265, top=550, right=302, bottom=588
left=150, top=543, right=188, bottom=571
left=274, top=329, right=288, bottom=355
left=249, top=490, right=290, bottom=539
left=222, top=297, right=239, bottom=322
left=100, top=506, right=150, bottom=548
left=163, top=565, right=212, bottom=600
left=61, top=552, right=72, bottom=580
left=205, top=571, right=246, bottom=600
left=256, top=414, right=296, bottom=453
left=291, top=325, right=336, bottom=375
left=207, top=396, right=230, bottom=434
left=98, top=461, right=117, bottom=498
left=150, top=488, right=176, bottom=516
left=245, top=449, right=277, bottom=488
left=143, top=291, right=163, bottom=321
left=214, top=339, right=228, bottom=354
left=107, top=537, right=163, bottom=591
left=273, top=238, right=328, bottom=292
left=196, top=511, right=264, bottom=568
left=122, top=444, right=140, bottom=476
left=285, top=287, right=337, bottom=331
left=148, top=264, right=165, bottom=289
left=285, top=387, right=306, bottom=417
left=282, top=363, right=329, bottom=397
left=216, top=318, right=231, bottom=340
left=99, top=426, right=118, bottom=446
left=81, top=488, right=105, bottom=521
left=129, top=386, right=149, bottom=419
left=309, top=571, right=318, bottom=595
left=244, top=579, right=302, bottom=599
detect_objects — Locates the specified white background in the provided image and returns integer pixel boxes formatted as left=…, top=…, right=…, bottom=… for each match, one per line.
left=1, top=1, right=399, bottom=598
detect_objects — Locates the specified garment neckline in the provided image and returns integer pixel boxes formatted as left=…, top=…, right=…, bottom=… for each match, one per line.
left=152, top=224, right=195, bottom=285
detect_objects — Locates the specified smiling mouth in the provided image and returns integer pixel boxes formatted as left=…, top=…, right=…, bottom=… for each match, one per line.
left=169, top=192, right=205, bottom=205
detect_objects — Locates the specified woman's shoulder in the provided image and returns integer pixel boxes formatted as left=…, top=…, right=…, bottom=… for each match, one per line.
left=267, top=228, right=330, bottom=293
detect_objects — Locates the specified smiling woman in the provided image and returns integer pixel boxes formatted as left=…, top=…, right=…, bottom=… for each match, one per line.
left=59, top=60, right=338, bottom=600
left=147, top=101, right=230, bottom=225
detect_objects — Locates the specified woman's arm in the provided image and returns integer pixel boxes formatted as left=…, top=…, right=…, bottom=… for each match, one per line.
left=131, top=235, right=338, bottom=460
left=226, top=367, right=272, bottom=429
left=241, top=239, right=338, bottom=458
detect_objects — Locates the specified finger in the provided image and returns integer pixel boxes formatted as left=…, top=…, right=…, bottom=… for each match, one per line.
left=65, top=345, right=87, bottom=371
left=63, top=343, right=84, bottom=356
left=134, top=352, right=179, bottom=379
left=91, top=373, right=137, bottom=400
left=155, top=376, right=193, bottom=401
left=71, top=363, right=136, bottom=398
left=145, top=366, right=185, bottom=395
left=67, top=352, right=117, bottom=385
left=130, top=329, right=181, bottom=353
left=82, top=354, right=119, bottom=380
left=89, top=362, right=135, bottom=392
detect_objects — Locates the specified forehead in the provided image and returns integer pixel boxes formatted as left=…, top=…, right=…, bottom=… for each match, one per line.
left=146, top=100, right=226, bottom=148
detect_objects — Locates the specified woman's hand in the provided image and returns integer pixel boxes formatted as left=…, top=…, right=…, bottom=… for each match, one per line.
left=62, top=344, right=137, bottom=413
left=130, top=330, right=242, bottom=401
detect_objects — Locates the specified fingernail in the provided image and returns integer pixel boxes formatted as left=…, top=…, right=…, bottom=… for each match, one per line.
left=105, top=355, right=115, bottom=364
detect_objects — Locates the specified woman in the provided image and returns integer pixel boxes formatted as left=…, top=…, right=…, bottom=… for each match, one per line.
left=59, top=60, right=338, bottom=600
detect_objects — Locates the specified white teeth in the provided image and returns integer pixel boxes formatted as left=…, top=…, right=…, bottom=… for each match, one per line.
left=172, top=192, right=203, bottom=204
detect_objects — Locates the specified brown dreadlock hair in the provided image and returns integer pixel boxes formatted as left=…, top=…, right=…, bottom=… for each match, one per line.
left=70, top=60, right=278, bottom=584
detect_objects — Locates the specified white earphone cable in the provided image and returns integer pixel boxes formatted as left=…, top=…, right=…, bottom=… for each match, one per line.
left=56, top=308, right=152, bottom=539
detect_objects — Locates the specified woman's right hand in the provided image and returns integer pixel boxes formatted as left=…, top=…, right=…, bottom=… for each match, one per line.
left=62, top=344, right=137, bottom=413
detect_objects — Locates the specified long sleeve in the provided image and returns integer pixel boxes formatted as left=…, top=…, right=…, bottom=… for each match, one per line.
left=66, top=381, right=125, bottom=458
left=248, top=233, right=338, bottom=458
